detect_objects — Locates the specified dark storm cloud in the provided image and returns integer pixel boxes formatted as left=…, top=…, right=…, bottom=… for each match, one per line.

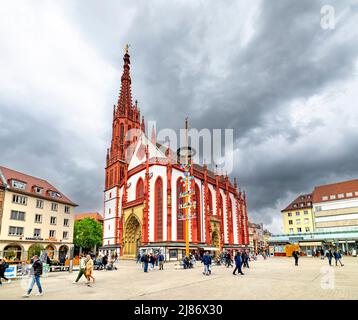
left=1, top=0, right=358, bottom=232
left=0, top=104, right=105, bottom=212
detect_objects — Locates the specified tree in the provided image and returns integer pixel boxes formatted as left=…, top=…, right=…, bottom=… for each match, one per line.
left=74, top=218, right=102, bottom=252
left=28, top=244, right=45, bottom=258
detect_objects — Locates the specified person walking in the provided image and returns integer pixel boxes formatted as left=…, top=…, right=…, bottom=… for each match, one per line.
left=136, top=253, right=142, bottom=264
left=142, top=253, right=149, bottom=273
left=326, top=249, right=333, bottom=266
left=292, top=251, right=299, bottom=266
left=242, top=250, right=250, bottom=268
left=320, top=248, right=325, bottom=260
left=233, top=252, right=244, bottom=275
left=158, top=252, right=164, bottom=270
left=73, top=254, right=87, bottom=284
left=334, top=250, right=344, bottom=267
left=201, top=252, right=212, bottom=276
left=226, top=251, right=232, bottom=268
left=22, top=255, right=43, bottom=297
left=149, top=253, right=155, bottom=270
left=84, top=254, right=95, bottom=286
left=0, top=258, right=11, bottom=285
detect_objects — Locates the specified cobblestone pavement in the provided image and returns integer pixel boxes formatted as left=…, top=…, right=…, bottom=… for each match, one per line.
left=0, top=256, right=357, bottom=300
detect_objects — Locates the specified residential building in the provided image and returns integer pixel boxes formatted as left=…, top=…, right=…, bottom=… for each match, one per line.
left=281, top=193, right=314, bottom=234
left=0, top=166, right=77, bottom=261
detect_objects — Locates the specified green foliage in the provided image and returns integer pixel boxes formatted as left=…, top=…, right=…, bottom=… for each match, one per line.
left=74, top=217, right=102, bottom=250
left=28, top=244, right=45, bottom=258
left=5, top=250, right=15, bottom=259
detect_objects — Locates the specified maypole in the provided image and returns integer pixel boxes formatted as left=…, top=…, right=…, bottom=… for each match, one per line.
left=179, top=118, right=196, bottom=258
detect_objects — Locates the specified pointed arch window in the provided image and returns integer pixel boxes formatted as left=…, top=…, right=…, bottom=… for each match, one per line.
left=136, top=178, right=144, bottom=199
left=120, top=123, right=124, bottom=143
left=176, top=178, right=184, bottom=241
left=154, top=177, right=163, bottom=241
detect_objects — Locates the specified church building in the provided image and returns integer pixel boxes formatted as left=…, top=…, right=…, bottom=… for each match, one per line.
left=102, top=48, right=250, bottom=260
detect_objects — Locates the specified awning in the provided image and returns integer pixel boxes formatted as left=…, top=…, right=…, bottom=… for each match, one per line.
left=299, top=241, right=322, bottom=246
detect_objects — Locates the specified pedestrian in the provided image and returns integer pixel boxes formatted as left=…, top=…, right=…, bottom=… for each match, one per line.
left=73, top=254, right=87, bottom=284
left=102, top=254, right=108, bottom=270
left=226, top=251, right=232, bottom=268
left=320, top=248, right=325, bottom=260
left=201, top=251, right=211, bottom=276
left=292, top=251, right=299, bottom=266
left=242, top=250, right=249, bottom=268
left=136, top=253, right=141, bottom=264
left=334, top=250, right=344, bottom=267
left=149, top=253, right=155, bottom=270
left=22, top=255, right=43, bottom=297
left=233, top=252, right=244, bottom=275
left=158, top=252, right=164, bottom=270
left=142, top=253, right=149, bottom=273
left=0, top=258, right=11, bottom=285
left=326, top=249, right=333, bottom=266
left=84, top=254, right=95, bottom=286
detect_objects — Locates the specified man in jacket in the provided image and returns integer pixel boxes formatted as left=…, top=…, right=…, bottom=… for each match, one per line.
left=142, top=254, right=149, bottom=273
left=233, top=252, right=244, bottom=275
left=201, top=252, right=212, bottom=276
left=23, top=255, right=43, bottom=297
left=73, top=254, right=87, bottom=283
left=326, top=249, right=333, bottom=266
left=158, top=252, right=164, bottom=270
left=334, top=250, right=344, bottom=266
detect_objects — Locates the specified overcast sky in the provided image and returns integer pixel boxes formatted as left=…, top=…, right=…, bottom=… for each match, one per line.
left=1, top=0, right=358, bottom=233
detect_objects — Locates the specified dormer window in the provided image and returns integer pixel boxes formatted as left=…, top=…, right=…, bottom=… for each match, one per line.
left=34, top=186, right=43, bottom=194
left=11, top=180, right=26, bottom=190
left=293, top=204, right=298, bottom=208
left=48, top=190, right=61, bottom=198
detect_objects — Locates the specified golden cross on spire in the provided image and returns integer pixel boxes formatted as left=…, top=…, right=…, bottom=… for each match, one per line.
left=124, top=43, right=130, bottom=54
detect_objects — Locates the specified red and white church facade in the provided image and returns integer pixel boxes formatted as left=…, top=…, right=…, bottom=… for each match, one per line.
left=102, top=49, right=250, bottom=260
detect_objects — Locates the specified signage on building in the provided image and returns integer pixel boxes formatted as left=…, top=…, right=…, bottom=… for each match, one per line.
left=25, top=237, right=44, bottom=241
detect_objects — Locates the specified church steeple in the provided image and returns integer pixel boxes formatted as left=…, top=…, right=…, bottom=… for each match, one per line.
left=106, top=46, right=144, bottom=190
left=117, top=44, right=133, bottom=117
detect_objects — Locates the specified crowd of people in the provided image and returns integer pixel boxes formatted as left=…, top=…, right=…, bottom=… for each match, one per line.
left=292, top=247, right=345, bottom=267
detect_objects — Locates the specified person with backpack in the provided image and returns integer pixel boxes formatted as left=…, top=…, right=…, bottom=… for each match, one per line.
left=0, top=258, right=11, bottom=285
left=22, top=255, right=43, bottom=297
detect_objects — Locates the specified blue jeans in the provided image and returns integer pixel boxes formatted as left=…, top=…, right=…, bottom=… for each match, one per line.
left=27, top=275, right=42, bottom=294
left=144, top=262, right=148, bottom=273
left=204, top=264, right=210, bottom=274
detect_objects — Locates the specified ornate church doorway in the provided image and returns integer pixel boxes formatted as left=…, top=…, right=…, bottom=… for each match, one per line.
left=123, top=215, right=141, bottom=258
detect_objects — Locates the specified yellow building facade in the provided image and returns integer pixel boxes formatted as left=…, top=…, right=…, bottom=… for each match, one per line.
left=282, top=193, right=314, bottom=234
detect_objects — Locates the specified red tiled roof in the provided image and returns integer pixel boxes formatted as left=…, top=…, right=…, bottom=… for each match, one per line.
left=75, top=212, right=103, bottom=222
left=0, top=166, right=77, bottom=206
left=313, top=179, right=358, bottom=203
left=282, top=193, right=313, bottom=212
